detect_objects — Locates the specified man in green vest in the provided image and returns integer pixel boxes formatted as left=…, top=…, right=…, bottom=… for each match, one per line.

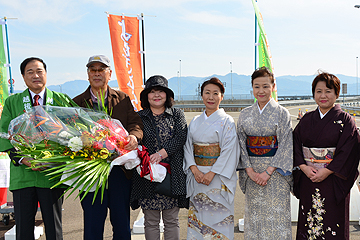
left=0, top=57, right=73, bottom=240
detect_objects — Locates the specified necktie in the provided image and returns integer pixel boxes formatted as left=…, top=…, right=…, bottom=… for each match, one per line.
left=34, top=95, right=40, bottom=106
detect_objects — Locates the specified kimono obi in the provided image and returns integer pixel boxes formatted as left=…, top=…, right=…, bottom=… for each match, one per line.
left=302, top=146, right=335, bottom=169
left=246, top=135, right=278, bottom=157
left=193, top=143, right=221, bottom=166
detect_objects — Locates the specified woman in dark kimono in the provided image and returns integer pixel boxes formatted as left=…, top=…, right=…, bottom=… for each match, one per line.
left=293, top=72, right=359, bottom=240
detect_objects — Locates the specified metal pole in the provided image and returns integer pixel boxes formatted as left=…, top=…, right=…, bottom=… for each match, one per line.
left=4, top=17, right=13, bottom=94
left=177, top=71, right=179, bottom=101
left=179, top=60, right=181, bottom=101
left=254, top=1, right=257, bottom=70
left=141, top=13, right=146, bottom=84
left=357, top=56, right=358, bottom=95
left=230, top=62, right=233, bottom=99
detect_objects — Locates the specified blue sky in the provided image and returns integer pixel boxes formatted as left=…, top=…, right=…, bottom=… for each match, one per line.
left=1, top=0, right=360, bottom=91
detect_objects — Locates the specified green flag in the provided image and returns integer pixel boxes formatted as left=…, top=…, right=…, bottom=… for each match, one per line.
left=251, top=0, right=277, bottom=101
left=0, top=24, right=9, bottom=109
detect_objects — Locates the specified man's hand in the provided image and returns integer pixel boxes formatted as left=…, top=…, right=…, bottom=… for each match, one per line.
left=124, top=135, right=138, bottom=150
left=22, top=158, right=42, bottom=171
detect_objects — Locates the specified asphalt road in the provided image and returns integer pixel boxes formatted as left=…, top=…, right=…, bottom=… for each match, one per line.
left=1, top=104, right=360, bottom=239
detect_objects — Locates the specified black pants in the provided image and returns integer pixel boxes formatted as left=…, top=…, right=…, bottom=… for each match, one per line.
left=12, top=187, right=64, bottom=240
left=80, top=166, right=131, bottom=240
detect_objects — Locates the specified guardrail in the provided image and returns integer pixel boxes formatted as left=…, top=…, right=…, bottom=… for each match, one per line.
left=174, top=96, right=360, bottom=112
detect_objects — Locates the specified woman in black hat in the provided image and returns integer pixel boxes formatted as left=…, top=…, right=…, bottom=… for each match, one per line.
left=130, top=75, right=188, bottom=240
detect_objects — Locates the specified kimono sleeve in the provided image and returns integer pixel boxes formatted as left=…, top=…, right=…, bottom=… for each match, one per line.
left=270, top=107, right=293, bottom=173
left=292, top=115, right=308, bottom=199
left=211, top=117, right=240, bottom=179
left=293, top=117, right=307, bottom=168
left=327, top=113, right=359, bottom=180
left=237, top=112, right=252, bottom=169
left=183, top=118, right=196, bottom=173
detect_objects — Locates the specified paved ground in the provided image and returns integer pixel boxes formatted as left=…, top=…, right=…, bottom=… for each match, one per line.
left=1, top=105, right=360, bottom=239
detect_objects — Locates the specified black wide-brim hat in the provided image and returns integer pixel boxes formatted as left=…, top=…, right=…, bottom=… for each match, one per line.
left=140, top=75, right=174, bottom=101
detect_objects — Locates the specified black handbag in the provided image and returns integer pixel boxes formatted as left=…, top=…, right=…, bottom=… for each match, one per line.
left=154, top=172, right=175, bottom=198
left=149, top=113, right=175, bottom=198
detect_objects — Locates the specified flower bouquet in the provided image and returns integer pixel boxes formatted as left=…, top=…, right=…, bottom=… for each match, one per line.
left=0, top=105, right=140, bottom=203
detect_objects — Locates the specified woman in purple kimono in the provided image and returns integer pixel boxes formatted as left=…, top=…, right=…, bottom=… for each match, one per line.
left=293, top=72, right=359, bottom=239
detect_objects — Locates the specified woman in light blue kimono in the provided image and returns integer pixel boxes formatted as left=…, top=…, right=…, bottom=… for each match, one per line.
left=184, top=77, right=240, bottom=240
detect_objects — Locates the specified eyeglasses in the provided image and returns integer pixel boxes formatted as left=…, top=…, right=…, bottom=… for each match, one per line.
left=87, top=67, right=109, bottom=74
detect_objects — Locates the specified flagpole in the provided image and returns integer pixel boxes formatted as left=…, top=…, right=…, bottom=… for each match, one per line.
left=141, top=13, right=146, bottom=84
left=254, top=1, right=257, bottom=70
left=3, top=17, right=13, bottom=94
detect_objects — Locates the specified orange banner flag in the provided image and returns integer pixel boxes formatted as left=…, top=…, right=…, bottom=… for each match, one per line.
left=108, top=14, right=143, bottom=111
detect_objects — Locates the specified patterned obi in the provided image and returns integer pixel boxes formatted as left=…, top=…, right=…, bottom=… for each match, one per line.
left=246, top=135, right=278, bottom=157
left=193, top=143, right=221, bottom=166
left=302, top=146, right=335, bottom=169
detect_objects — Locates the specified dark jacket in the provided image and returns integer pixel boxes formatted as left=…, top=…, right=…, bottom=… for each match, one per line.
left=73, top=86, right=143, bottom=140
left=130, top=107, right=188, bottom=209
left=73, top=86, right=144, bottom=179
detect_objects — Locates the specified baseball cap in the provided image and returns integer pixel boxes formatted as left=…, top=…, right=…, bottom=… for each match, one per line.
left=86, top=55, right=111, bottom=67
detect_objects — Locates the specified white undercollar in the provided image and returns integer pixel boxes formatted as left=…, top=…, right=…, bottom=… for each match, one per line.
left=257, top=99, right=271, bottom=114
left=318, top=108, right=330, bottom=119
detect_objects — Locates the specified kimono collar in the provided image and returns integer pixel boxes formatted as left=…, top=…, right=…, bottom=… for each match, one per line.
left=318, top=107, right=331, bottom=119
left=256, top=98, right=273, bottom=114
left=254, top=98, right=277, bottom=114
left=202, top=108, right=226, bottom=120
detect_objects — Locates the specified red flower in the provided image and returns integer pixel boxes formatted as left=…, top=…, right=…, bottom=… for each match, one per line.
left=105, top=137, right=117, bottom=151
left=93, top=141, right=103, bottom=150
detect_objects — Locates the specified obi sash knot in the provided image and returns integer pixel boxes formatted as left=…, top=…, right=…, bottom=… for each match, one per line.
left=302, top=146, right=335, bottom=169
left=193, top=143, right=220, bottom=166
left=246, top=135, right=278, bottom=157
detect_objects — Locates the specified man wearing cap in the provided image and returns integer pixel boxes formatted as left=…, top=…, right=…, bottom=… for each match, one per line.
left=0, top=57, right=74, bottom=239
left=73, top=55, right=143, bottom=240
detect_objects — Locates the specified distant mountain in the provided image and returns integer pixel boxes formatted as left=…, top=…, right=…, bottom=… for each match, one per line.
left=46, top=80, right=120, bottom=98
left=21, top=73, right=357, bottom=99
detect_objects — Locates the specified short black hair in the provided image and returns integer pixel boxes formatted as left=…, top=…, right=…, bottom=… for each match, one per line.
left=251, top=66, right=274, bottom=86
left=20, top=57, right=47, bottom=75
left=200, top=77, right=225, bottom=96
left=312, top=72, right=341, bottom=98
left=140, top=87, right=174, bottom=109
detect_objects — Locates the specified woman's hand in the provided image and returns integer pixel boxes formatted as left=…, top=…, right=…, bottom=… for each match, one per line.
left=202, top=171, right=215, bottom=186
left=149, top=148, right=168, bottom=164
left=149, top=153, right=162, bottom=164
left=190, top=165, right=204, bottom=184
left=246, top=168, right=260, bottom=183
left=310, top=168, right=333, bottom=183
left=256, top=172, right=271, bottom=186
left=300, top=164, right=317, bottom=179
left=256, top=167, right=276, bottom=186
